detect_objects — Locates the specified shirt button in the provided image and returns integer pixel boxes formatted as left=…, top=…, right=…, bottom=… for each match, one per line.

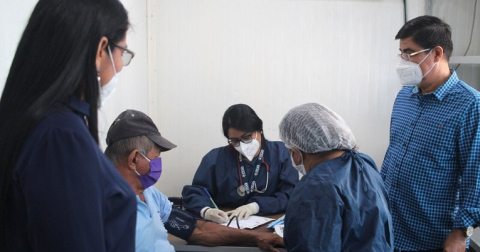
left=410, top=122, right=414, bottom=126
left=396, top=163, right=399, bottom=167
left=403, top=143, right=406, bottom=147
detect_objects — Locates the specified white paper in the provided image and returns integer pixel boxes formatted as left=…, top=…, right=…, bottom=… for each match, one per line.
left=222, top=215, right=274, bottom=229
left=274, top=224, right=284, bottom=237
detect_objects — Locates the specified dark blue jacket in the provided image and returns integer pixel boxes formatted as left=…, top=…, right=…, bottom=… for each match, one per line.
left=7, top=97, right=137, bottom=252
left=182, top=141, right=298, bottom=216
left=284, top=150, right=393, bottom=252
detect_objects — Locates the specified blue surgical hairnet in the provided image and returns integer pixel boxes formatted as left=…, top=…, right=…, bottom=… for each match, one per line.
left=279, top=103, right=356, bottom=153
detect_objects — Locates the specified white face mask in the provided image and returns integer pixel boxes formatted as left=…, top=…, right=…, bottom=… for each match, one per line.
left=290, top=149, right=306, bottom=175
left=99, top=45, right=118, bottom=107
left=396, top=50, right=437, bottom=86
left=234, top=132, right=260, bottom=161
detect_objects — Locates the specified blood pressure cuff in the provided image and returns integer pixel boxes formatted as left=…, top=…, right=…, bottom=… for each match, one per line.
left=165, top=207, right=197, bottom=241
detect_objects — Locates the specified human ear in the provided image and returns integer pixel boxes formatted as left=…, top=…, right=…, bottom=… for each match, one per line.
left=127, top=150, right=139, bottom=170
left=95, top=36, right=109, bottom=70
left=433, top=46, right=444, bottom=62
left=291, top=148, right=302, bottom=166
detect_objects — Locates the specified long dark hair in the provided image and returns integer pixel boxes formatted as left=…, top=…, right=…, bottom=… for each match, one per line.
left=0, top=0, right=129, bottom=245
left=222, top=104, right=266, bottom=143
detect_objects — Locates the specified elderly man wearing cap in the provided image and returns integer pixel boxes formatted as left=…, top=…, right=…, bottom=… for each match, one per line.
left=105, top=109, right=283, bottom=252
left=278, top=103, right=393, bottom=252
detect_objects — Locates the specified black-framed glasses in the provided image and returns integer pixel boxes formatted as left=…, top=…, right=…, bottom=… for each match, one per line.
left=227, top=215, right=240, bottom=229
left=110, top=42, right=135, bottom=66
left=228, top=132, right=254, bottom=147
left=398, top=48, right=431, bottom=61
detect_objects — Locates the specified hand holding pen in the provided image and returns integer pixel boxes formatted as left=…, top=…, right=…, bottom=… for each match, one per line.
left=201, top=188, right=229, bottom=224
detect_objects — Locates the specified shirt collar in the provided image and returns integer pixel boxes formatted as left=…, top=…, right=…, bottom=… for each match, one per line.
left=66, top=96, right=91, bottom=117
left=410, top=70, right=458, bottom=101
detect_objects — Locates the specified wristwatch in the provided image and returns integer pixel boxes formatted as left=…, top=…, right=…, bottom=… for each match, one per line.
left=464, top=226, right=474, bottom=237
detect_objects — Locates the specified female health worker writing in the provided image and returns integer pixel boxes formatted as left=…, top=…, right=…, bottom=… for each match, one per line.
left=182, top=104, right=299, bottom=224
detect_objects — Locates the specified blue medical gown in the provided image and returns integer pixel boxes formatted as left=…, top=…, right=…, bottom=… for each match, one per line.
left=182, top=141, right=298, bottom=216
left=284, top=150, right=393, bottom=252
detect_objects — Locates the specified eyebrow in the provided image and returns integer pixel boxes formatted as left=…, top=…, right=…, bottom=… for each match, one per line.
left=229, top=132, right=251, bottom=140
left=399, top=47, right=415, bottom=54
left=240, top=132, right=252, bottom=138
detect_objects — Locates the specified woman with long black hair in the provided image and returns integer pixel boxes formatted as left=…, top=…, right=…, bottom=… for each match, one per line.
left=0, top=0, right=136, bottom=251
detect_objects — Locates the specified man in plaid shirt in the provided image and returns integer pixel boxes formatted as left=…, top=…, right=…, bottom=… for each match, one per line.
left=382, top=15, right=480, bottom=252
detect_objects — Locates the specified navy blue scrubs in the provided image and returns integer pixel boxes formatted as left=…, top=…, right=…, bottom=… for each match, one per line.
left=284, top=150, right=393, bottom=252
left=182, top=141, right=298, bottom=216
left=7, top=97, right=137, bottom=252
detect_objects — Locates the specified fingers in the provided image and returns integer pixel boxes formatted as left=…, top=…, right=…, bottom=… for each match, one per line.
left=204, top=208, right=229, bottom=223
left=240, top=209, right=249, bottom=220
left=226, top=210, right=236, bottom=219
left=243, top=210, right=252, bottom=220
left=227, top=209, right=243, bottom=219
left=256, top=234, right=283, bottom=252
left=215, top=210, right=229, bottom=223
left=217, top=210, right=229, bottom=223
left=218, top=210, right=228, bottom=218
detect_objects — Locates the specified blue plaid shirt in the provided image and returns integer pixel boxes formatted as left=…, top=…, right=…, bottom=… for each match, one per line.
left=381, top=71, right=480, bottom=250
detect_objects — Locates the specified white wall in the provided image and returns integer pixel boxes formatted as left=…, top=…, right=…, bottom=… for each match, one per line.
left=1, top=0, right=478, bottom=197
left=0, top=0, right=37, bottom=86
left=151, top=0, right=404, bottom=196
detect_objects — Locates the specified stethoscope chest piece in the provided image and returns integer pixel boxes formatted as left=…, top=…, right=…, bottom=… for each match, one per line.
left=237, top=185, right=246, bottom=196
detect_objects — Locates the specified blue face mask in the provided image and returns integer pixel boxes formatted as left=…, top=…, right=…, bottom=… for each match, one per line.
left=135, top=152, right=162, bottom=189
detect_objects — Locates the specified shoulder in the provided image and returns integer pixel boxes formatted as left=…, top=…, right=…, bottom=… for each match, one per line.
left=145, top=187, right=167, bottom=199
left=449, top=80, right=480, bottom=100
left=355, top=152, right=378, bottom=168
left=30, top=107, right=91, bottom=145
left=307, top=151, right=377, bottom=182
left=145, top=187, right=170, bottom=204
left=396, top=86, right=414, bottom=98
left=202, top=145, right=235, bottom=162
left=264, top=141, right=289, bottom=156
left=16, top=108, right=98, bottom=172
left=392, top=87, right=415, bottom=107
left=446, top=81, right=480, bottom=120
left=297, top=172, right=342, bottom=201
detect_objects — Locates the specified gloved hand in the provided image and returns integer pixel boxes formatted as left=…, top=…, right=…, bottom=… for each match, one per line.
left=201, top=207, right=229, bottom=224
left=227, top=202, right=259, bottom=220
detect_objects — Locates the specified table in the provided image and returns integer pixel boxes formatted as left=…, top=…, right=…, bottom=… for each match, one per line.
left=168, top=213, right=287, bottom=252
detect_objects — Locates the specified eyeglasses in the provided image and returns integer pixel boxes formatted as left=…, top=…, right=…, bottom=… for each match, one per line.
left=110, top=42, right=135, bottom=66
left=228, top=132, right=254, bottom=147
left=398, top=48, right=431, bottom=61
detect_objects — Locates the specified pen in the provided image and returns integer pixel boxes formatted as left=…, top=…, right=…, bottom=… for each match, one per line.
left=267, top=214, right=285, bottom=228
left=203, top=188, right=219, bottom=209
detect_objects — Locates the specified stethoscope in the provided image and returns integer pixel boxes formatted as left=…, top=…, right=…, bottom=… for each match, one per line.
left=236, top=149, right=270, bottom=197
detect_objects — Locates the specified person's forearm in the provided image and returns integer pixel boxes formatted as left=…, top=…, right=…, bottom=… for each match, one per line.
left=187, top=220, right=257, bottom=246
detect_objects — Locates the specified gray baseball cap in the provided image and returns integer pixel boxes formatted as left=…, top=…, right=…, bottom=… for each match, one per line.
left=106, top=110, right=177, bottom=152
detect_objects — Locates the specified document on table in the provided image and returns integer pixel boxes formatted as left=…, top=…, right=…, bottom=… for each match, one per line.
left=274, top=224, right=284, bottom=237
left=222, top=215, right=274, bottom=229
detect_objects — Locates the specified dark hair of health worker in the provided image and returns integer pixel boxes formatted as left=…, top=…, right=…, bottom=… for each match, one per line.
left=0, top=0, right=129, bottom=247
left=222, top=104, right=267, bottom=143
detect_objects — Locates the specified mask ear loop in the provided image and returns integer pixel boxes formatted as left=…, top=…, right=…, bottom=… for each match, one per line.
left=134, top=151, right=147, bottom=176
left=420, top=49, right=437, bottom=78
left=292, top=147, right=304, bottom=167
